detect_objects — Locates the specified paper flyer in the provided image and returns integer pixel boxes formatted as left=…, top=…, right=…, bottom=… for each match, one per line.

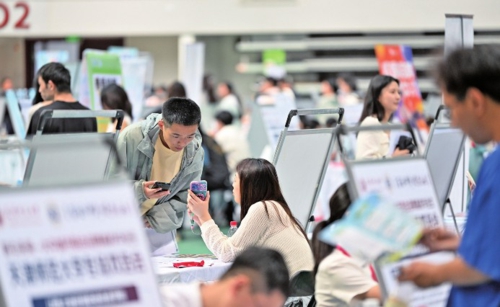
left=319, top=193, right=423, bottom=262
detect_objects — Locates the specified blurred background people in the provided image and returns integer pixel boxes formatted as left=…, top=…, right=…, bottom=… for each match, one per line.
left=211, top=111, right=250, bottom=177
left=100, top=83, right=134, bottom=132
left=317, top=78, right=339, bottom=125
left=216, top=81, right=242, bottom=122
left=336, top=73, right=361, bottom=106
left=27, top=62, right=97, bottom=135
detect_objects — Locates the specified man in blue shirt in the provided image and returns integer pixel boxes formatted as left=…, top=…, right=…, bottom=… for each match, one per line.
left=399, top=45, right=500, bottom=306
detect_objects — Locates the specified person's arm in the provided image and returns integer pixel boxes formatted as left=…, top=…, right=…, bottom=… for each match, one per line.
left=399, top=256, right=490, bottom=287
left=145, top=189, right=190, bottom=233
left=199, top=202, right=271, bottom=262
left=353, top=285, right=381, bottom=302
left=145, top=147, right=204, bottom=233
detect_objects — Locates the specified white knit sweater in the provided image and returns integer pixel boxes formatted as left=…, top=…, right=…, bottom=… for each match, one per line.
left=200, top=200, right=314, bottom=277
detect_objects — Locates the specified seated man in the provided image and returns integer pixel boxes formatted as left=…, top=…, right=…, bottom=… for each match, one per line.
left=160, top=246, right=290, bottom=307
left=27, top=62, right=97, bottom=135
left=117, top=97, right=204, bottom=255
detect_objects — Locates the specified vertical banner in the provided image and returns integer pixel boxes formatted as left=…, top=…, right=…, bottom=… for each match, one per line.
left=78, top=51, right=123, bottom=131
left=85, top=52, right=123, bottom=111
left=181, top=42, right=205, bottom=105
left=0, top=182, right=164, bottom=307
left=375, top=45, right=427, bottom=130
left=108, top=47, right=150, bottom=122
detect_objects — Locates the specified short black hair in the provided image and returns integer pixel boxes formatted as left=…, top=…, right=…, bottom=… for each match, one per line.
left=436, top=45, right=500, bottom=103
left=162, top=97, right=201, bottom=126
left=220, top=247, right=290, bottom=297
left=37, top=62, right=71, bottom=93
left=266, top=77, right=278, bottom=87
left=325, top=117, right=338, bottom=128
left=215, top=110, right=234, bottom=126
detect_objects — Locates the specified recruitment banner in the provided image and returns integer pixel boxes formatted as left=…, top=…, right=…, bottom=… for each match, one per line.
left=0, top=182, right=163, bottom=307
left=375, top=45, right=427, bottom=130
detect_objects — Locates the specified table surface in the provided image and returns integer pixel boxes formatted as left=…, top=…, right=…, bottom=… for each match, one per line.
left=153, top=254, right=232, bottom=284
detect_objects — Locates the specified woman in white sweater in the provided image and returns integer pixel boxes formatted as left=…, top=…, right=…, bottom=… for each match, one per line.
left=355, top=75, right=409, bottom=160
left=187, top=158, right=314, bottom=277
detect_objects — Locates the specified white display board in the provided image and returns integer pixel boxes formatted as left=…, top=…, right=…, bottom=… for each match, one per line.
left=424, top=125, right=465, bottom=208
left=347, top=158, right=450, bottom=306
left=350, top=159, right=444, bottom=231
left=24, top=134, right=115, bottom=187
left=274, top=129, right=336, bottom=228
left=0, top=182, right=163, bottom=307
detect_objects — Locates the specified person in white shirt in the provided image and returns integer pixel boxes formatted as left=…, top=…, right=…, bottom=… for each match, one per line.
left=217, top=81, right=242, bottom=121
left=212, top=111, right=250, bottom=176
left=159, top=246, right=290, bottom=307
left=355, top=75, right=409, bottom=160
left=187, top=158, right=314, bottom=278
left=311, top=183, right=381, bottom=307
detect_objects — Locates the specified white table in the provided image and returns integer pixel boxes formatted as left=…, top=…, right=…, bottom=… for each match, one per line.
left=153, top=254, right=232, bottom=284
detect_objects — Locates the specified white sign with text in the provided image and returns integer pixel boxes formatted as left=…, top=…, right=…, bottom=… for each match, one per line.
left=349, top=158, right=450, bottom=307
left=0, top=182, right=163, bottom=307
left=350, top=159, right=443, bottom=231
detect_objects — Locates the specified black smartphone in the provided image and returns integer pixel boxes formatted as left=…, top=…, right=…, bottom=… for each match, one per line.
left=151, top=181, right=171, bottom=191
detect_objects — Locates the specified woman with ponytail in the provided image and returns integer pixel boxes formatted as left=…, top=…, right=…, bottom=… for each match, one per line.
left=355, top=75, right=409, bottom=160
left=312, top=183, right=381, bottom=306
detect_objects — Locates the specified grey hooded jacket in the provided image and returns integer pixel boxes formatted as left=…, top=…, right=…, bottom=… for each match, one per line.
left=117, top=114, right=204, bottom=233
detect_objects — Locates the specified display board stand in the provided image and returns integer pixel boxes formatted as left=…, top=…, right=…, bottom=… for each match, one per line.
left=23, top=110, right=124, bottom=187
left=336, top=124, right=453, bottom=306
left=424, top=106, right=465, bottom=235
left=272, top=108, right=344, bottom=230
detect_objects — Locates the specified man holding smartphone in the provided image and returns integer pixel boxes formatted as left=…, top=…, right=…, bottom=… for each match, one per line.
left=117, top=97, right=204, bottom=255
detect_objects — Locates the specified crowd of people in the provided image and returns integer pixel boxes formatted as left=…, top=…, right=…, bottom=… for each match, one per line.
left=1, top=45, right=499, bottom=307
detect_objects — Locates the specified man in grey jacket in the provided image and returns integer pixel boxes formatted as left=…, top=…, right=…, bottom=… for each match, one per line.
left=117, top=97, right=204, bottom=255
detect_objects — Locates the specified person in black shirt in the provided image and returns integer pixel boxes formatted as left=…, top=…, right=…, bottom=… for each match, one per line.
left=27, top=62, right=97, bottom=135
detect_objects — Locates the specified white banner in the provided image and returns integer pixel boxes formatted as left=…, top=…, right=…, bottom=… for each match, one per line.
left=0, top=182, right=163, bottom=307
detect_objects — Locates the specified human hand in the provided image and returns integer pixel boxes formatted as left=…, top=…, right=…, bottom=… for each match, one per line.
left=187, top=190, right=211, bottom=224
left=420, top=228, right=460, bottom=252
left=392, top=148, right=410, bottom=157
left=398, top=262, right=442, bottom=288
left=144, top=217, right=152, bottom=229
left=143, top=181, right=170, bottom=199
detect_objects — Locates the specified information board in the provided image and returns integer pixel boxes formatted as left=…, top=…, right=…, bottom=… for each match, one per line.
left=0, top=182, right=163, bottom=307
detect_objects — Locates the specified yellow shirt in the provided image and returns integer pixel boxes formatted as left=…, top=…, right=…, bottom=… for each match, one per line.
left=150, top=135, right=184, bottom=183
left=141, top=135, right=184, bottom=215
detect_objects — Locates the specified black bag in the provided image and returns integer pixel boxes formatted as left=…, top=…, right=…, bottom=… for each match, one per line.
left=200, top=132, right=231, bottom=191
left=396, top=135, right=416, bottom=154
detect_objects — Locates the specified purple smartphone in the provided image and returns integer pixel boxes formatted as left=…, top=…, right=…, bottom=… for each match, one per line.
left=190, top=180, right=207, bottom=201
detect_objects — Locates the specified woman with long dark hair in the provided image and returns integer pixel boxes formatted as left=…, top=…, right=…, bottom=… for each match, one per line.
left=311, top=183, right=381, bottom=306
left=356, top=75, right=409, bottom=159
left=100, top=84, right=133, bottom=132
left=187, top=158, right=314, bottom=277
